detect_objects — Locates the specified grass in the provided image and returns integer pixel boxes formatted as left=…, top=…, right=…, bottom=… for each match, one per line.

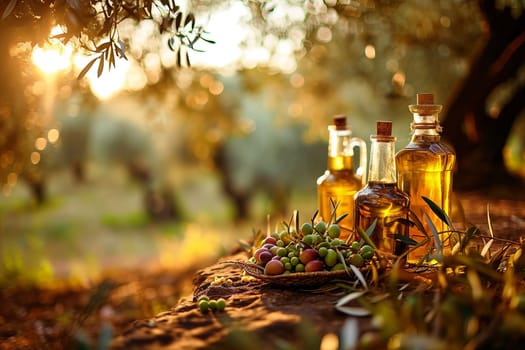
left=0, top=166, right=319, bottom=286
left=0, top=171, right=219, bottom=285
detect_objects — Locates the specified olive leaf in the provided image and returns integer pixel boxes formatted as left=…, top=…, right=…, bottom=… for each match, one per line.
left=1, top=0, right=17, bottom=20
left=480, top=238, right=494, bottom=258
left=394, top=234, right=418, bottom=246
left=424, top=213, right=442, bottom=255
left=335, top=291, right=370, bottom=316
left=335, top=305, right=371, bottom=317
left=365, top=218, right=377, bottom=237
left=310, top=208, right=319, bottom=223
left=335, top=213, right=349, bottom=224
left=422, top=196, right=454, bottom=229
left=293, top=210, right=299, bottom=237
left=486, top=203, right=494, bottom=238
left=408, top=209, right=428, bottom=236
left=77, top=57, right=98, bottom=80
left=336, top=290, right=367, bottom=306
left=356, top=218, right=377, bottom=250
left=339, top=319, right=359, bottom=350
left=349, top=264, right=368, bottom=290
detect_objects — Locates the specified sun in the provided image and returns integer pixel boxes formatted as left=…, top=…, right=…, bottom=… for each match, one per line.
left=31, top=25, right=128, bottom=100
left=31, top=29, right=73, bottom=75
left=32, top=45, right=72, bottom=74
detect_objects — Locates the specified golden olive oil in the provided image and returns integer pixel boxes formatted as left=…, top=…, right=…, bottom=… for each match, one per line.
left=317, top=116, right=367, bottom=240
left=395, top=94, right=456, bottom=264
left=354, top=121, right=410, bottom=256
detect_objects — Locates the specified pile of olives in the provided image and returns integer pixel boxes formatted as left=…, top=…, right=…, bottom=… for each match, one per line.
left=198, top=295, right=227, bottom=314
left=249, top=221, right=375, bottom=276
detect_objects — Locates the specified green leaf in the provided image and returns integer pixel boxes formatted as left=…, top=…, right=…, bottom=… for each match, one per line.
left=77, top=57, right=97, bottom=80
left=167, top=2, right=180, bottom=12
left=349, top=264, right=368, bottom=290
left=95, top=41, right=111, bottom=52
left=97, top=55, right=104, bottom=77
left=356, top=224, right=377, bottom=250
left=394, top=234, right=418, bottom=246
left=408, top=210, right=428, bottom=236
left=310, top=208, right=319, bottom=222
left=176, top=48, right=182, bottom=67
left=335, top=305, right=371, bottom=317
left=486, top=204, right=494, bottom=238
left=109, top=48, right=115, bottom=68
left=365, top=218, right=377, bottom=237
left=424, top=213, right=442, bottom=255
left=185, top=50, right=190, bottom=66
left=1, top=0, right=17, bottom=20
left=185, top=13, right=195, bottom=29
left=336, top=290, right=367, bottom=307
left=168, top=37, right=175, bottom=51
left=293, top=210, right=299, bottom=237
left=480, top=239, right=494, bottom=258
left=421, top=196, right=454, bottom=229
left=174, top=12, right=182, bottom=29
left=199, top=36, right=216, bottom=44
left=335, top=213, right=348, bottom=224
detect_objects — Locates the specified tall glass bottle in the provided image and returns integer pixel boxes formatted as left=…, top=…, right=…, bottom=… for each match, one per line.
left=317, top=115, right=367, bottom=241
left=395, top=93, right=456, bottom=264
left=354, top=121, right=410, bottom=256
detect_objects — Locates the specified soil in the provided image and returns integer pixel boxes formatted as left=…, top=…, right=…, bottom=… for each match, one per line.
left=0, top=265, right=200, bottom=350
left=1, top=189, right=525, bottom=349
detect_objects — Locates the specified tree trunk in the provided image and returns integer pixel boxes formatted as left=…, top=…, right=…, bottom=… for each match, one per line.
left=442, top=0, right=525, bottom=190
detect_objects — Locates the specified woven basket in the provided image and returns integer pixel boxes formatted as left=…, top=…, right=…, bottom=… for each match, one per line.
left=224, top=260, right=366, bottom=287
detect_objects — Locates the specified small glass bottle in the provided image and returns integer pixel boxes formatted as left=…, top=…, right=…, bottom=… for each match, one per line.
left=317, top=115, right=367, bottom=240
left=354, top=121, right=410, bottom=256
left=395, top=93, right=456, bottom=264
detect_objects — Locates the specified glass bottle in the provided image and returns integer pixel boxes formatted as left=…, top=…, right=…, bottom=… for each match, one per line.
left=395, top=93, right=456, bottom=264
left=354, top=121, right=410, bottom=256
left=317, top=115, right=367, bottom=241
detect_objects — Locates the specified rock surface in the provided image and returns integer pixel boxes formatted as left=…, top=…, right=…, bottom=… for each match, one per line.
left=110, top=250, right=363, bottom=350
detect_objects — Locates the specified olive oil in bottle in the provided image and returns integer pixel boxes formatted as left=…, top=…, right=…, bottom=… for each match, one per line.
left=354, top=121, right=410, bottom=256
left=395, top=93, right=456, bottom=264
left=317, top=116, right=367, bottom=240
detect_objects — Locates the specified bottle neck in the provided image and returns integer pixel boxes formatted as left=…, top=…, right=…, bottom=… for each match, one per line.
left=409, top=104, right=442, bottom=141
left=368, top=137, right=397, bottom=183
left=410, top=115, right=441, bottom=143
left=327, top=127, right=354, bottom=171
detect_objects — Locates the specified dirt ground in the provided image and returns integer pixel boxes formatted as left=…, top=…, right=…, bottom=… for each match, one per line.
left=1, top=188, right=524, bottom=350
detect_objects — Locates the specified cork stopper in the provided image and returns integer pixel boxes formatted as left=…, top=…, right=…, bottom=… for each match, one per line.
left=372, top=120, right=395, bottom=142
left=409, top=92, right=442, bottom=117
left=416, top=93, right=434, bottom=105
left=376, top=121, right=392, bottom=136
left=333, top=115, right=347, bottom=130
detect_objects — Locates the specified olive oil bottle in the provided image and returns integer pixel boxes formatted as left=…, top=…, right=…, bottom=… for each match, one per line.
left=317, top=116, right=367, bottom=240
left=395, top=93, right=456, bottom=264
left=354, top=121, right=410, bottom=256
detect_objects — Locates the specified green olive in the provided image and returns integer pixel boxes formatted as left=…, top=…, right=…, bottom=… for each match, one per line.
left=327, top=224, right=341, bottom=239
left=324, top=249, right=338, bottom=267
left=199, top=300, right=209, bottom=313
left=318, top=246, right=328, bottom=257
left=360, top=245, right=375, bottom=260
left=314, top=221, right=327, bottom=234
left=301, top=222, right=314, bottom=235
left=348, top=253, right=364, bottom=267
left=216, top=298, right=227, bottom=311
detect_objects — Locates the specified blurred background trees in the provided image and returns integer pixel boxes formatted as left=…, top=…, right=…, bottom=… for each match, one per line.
left=0, top=1, right=524, bottom=271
